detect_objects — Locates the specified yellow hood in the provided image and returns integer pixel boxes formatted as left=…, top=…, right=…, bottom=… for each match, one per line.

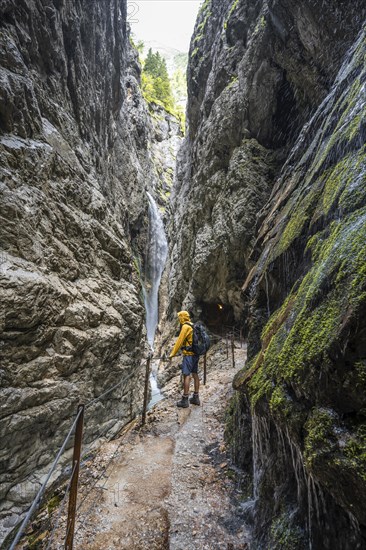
left=177, top=310, right=191, bottom=324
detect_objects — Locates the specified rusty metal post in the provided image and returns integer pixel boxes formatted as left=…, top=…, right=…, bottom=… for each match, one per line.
left=203, top=354, right=207, bottom=385
left=231, top=333, right=235, bottom=368
left=142, top=353, right=152, bottom=426
left=65, top=404, right=84, bottom=550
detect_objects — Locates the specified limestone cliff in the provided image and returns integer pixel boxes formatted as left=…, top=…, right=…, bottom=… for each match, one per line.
left=168, top=0, right=365, bottom=327
left=0, top=0, right=181, bottom=540
left=168, top=0, right=366, bottom=548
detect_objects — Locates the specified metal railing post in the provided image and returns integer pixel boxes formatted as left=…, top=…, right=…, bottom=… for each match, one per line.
left=142, top=353, right=152, bottom=426
left=231, top=333, right=235, bottom=369
left=65, top=404, right=84, bottom=549
left=203, top=354, right=207, bottom=385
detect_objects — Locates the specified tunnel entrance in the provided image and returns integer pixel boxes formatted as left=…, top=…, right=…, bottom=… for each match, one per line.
left=200, top=301, right=236, bottom=335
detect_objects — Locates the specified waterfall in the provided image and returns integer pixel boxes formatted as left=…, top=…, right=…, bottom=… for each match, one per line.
left=143, top=192, right=168, bottom=348
left=142, top=192, right=168, bottom=409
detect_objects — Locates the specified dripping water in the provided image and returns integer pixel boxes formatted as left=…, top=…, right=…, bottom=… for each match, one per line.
left=142, top=191, right=168, bottom=408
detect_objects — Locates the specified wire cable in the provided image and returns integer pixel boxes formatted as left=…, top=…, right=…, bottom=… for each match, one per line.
left=84, top=379, right=125, bottom=409
left=9, top=408, right=82, bottom=550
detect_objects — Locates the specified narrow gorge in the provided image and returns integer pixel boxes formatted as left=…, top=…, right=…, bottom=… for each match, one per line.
left=0, top=0, right=365, bottom=549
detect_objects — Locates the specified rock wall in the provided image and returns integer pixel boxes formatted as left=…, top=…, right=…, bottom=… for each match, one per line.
left=168, top=0, right=366, bottom=548
left=232, top=28, right=366, bottom=549
left=0, top=0, right=181, bottom=540
left=168, top=0, right=364, bottom=326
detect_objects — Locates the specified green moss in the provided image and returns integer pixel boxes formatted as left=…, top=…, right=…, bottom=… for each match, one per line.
left=194, top=10, right=211, bottom=42
left=133, top=256, right=141, bottom=277
left=245, top=204, right=366, bottom=410
left=320, top=148, right=366, bottom=215
left=225, top=391, right=240, bottom=445
left=191, top=47, right=199, bottom=58
left=338, top=146, right=366, bottom=213
left=228, top=0, right=239, bottom=19
left=27, top=530, right=49, bottom=549
left=47, top=494, right=61, bottom=514
left=276, top=182, right=322, bottom=256
left=248, top=359, right=272, bottom=407
left=354, top=360, right=366, bottom=387
left=304, top=408, right=336, bottom=469
left=270, top=511, right=305, bottom=549
left=269, top=386, right=290, bottom=415
left=311, top=75, right=364, bottom=176
left=198, top=0, right=211, bottom=15
left=253, top=13, right=267, bottom=35
left=266, top=291, right=293, bottom=333
left=223, top=0, right=239, bottom=30
left=193, top=0, right=211, bottom=43
left=344, top=424, right=366, bottom=481
left=226, top=76, right=238, bottom=90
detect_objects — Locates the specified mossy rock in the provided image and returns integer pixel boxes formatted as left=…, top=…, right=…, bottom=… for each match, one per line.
left=269, top=511, right=305, bottom=550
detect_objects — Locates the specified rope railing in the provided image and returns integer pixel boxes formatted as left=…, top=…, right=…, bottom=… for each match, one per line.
left=9, top=408, right=83, bottom=550
left=84, top=379, right=126, bottom=409
left=8, top=331, right=245, bottom=549
left=9, top=362, right=153, bottom=550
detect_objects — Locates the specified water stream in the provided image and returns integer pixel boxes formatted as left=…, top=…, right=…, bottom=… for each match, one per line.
left=142, top=191, right=168, bottom=408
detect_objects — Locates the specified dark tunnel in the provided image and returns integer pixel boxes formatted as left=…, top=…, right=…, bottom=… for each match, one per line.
left=199, top=301, right=236, bottom=334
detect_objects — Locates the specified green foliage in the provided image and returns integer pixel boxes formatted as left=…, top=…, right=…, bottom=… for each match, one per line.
left=172, top=68, right=186, bottom=101
left=141, top=48, right=186, bottom=130
left=142, top=48, right=175, bottom=111
left=129, top=36, right=145, bottom=58
left=173, top=52, right=189, bottom=71
left=136, top=40, right=145, bottom=55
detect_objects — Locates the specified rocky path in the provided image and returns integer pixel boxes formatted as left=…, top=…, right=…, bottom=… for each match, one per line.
left=28, top=341, right=250, bottom=549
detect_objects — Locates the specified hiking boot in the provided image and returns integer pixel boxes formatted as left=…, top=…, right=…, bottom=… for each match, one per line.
left=189, top=393, right=200, bottom=406
left=176, top=395, right=189, bottom=408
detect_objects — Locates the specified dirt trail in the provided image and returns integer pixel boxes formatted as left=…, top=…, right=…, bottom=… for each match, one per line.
left=49, top=341, right=250, bottom=549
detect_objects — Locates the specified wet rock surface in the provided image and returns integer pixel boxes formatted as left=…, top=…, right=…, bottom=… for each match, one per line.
left=166, top=0, right=366, bottom=548
left=167, top=0, right=366, bottom=320
left=20, top=342, right=249, bottom=549
left=232, top=28, right=366, bottom=550
left=0, top=0, right=181, bottom=540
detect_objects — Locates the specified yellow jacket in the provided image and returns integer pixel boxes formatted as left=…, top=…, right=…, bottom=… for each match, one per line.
left=169, top=311, right=195, bottom=358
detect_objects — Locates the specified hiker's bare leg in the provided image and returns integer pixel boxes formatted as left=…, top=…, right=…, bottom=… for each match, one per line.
left=192, top=373, right=200, bottom=393
left=183, top=374, right=191, bottom=395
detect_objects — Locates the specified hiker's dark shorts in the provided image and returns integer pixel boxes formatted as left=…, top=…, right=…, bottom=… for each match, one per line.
left=182, top=355, right=199, bottom=376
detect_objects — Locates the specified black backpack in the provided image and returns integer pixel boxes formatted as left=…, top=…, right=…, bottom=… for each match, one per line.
left=184, top=322, right=210, bottom=356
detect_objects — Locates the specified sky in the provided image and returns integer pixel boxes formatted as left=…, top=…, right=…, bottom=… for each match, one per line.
left=128, top=0, right=202, bottom=52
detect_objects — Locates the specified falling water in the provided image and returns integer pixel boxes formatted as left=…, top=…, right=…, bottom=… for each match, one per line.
left=142, top=192, right=168, bottom=407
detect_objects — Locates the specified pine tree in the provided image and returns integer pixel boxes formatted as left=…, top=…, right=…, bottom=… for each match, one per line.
left=142, top=49, right=175, bottom=112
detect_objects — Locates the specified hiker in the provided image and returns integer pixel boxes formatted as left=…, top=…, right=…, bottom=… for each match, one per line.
left=169, top=310, right=200, bottom=408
